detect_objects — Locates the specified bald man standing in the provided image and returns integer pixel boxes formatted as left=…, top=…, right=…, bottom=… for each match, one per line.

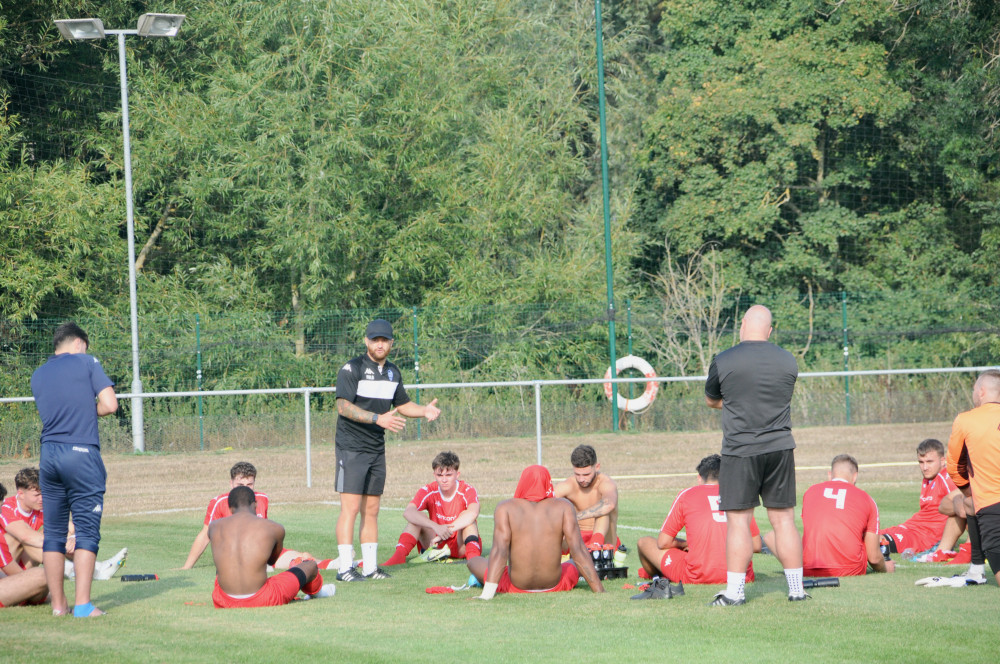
left=704, top=305, right=805, bottom=605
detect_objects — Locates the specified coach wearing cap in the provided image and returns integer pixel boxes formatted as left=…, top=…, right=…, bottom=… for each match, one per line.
left=332, top=319, right=441, bottom=582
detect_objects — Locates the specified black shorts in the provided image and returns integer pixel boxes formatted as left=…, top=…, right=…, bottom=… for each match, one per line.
left=719, top=449, right=796, bottom=511
left=335, top=447, right=386, bottom=496
left=976, top=502, right=1000, bottom=570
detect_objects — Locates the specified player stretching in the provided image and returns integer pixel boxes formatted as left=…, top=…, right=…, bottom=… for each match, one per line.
left=383, top=451, right=482, bottom=566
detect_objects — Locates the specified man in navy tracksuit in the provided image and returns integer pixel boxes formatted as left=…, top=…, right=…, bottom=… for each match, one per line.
left=31, top=322, right=118, bottom=617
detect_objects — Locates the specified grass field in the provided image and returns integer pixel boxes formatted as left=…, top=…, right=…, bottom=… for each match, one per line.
left=2, top=423, right=999, bottom=663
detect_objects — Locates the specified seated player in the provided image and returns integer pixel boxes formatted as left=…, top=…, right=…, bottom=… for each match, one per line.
left=209, top=486, right=334, bottom=608
left=383, top=451, right=482, bottom=565
left=802, top=455, right=893, bottom=577
left=183, top=461, right=327, bottom=570
left=1, top=468, right=126, bottom=580
left=0, top=566, right=48, bottom=609
left=553, top=445, right=622, bottom=555
left=637, top=454, right=760, bottom=584
left=467, top=465, right=604, bottom=597
left=877, top=439, right=965, bottom=562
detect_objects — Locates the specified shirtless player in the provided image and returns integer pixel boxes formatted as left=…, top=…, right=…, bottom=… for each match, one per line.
left=208, top=486, right=334, bottom=608
left=554, top=445, right=621, bottom=555
left=467, top=465, right=604, bottom=598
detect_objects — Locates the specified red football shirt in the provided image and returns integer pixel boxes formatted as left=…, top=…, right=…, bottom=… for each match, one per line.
left=802, top=479, right=879, bottom=576
left=1, top=495, right=43, bottom=567
left=883, top=470, right=955, bottom=535
left=203, top=491, right=269, bottom=525
left=660, top=483, right=758, bottom=584
left=411, top=481, right=479, bottom=525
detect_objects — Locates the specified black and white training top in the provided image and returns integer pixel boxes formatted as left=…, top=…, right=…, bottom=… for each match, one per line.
left=334, top=353, right=411, bottom=454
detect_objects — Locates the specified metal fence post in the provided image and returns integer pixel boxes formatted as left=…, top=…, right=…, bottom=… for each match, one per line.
left=304, top=388, right=312, bottom=488
left=196, top=313, right=204, bottom=451
left=534, top=381, right=543, bottom=465
left=842, top=291, right=851, bottom=425
left=413, top=306, right=421, bottom=440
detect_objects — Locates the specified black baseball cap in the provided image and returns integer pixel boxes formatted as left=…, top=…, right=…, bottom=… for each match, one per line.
left=365, top=319, right=394, bottom=340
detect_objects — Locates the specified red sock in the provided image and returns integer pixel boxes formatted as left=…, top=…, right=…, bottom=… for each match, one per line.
left=465, top=538, right=482, bottom=560
left=303, top=572, right=324, bottom=595
left=638, top=568, right=652, bottom=579
left=591, top=533, right=606, bottom=547
left=384, top=533, right=419, bottom=566
left=317, top=559, right=336, bottom=570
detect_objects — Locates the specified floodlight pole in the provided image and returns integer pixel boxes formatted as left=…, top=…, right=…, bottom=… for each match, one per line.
left=111, top=29, right=146, bottom=453
left=57, top=14, right=185, bottom=452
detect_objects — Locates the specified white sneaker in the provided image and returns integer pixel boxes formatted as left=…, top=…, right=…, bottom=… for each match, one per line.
left=93, top=547, right=128, bottom=581
left=64, top=560, right=76, bottom=580
left=307, top=583, right=336, bottom=599
left=956, top=570, right=987, bottom=585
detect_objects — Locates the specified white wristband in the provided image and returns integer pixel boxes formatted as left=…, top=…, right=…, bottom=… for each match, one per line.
left=479, top=582, right=498, bottom=600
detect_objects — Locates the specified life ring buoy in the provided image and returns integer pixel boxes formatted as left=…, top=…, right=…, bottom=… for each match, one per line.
left=603, top=355, right=658, bottom=413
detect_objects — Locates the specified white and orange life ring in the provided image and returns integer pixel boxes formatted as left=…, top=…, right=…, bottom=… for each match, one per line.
left=603, top=355, right=658, bottom=413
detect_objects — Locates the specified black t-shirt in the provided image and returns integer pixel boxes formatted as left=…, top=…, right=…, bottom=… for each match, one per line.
left=334, top=353, right=411, bottom=453
left=705, top=340, right=798, bottom=457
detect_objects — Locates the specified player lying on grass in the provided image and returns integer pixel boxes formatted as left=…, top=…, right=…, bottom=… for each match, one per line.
left=879, top=439, right=965, bottom=562
left=467, top=465, right=604, bottom=598
left=1, top=468, right=127, bottom=582
left=0, top=566, right=48, bottom=609
left=798, top=454, right=893, bottom=577
left=637, top=454, right=761, bottom=584
left=554, top=445, right=623, bottom=558
left=182, top=461, right=333, bottom=571
left=383, top=451, right=482, bottom=566
left=208, top=486, right=334, bottom=608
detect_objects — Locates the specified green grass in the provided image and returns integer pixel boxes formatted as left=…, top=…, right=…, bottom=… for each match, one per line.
left=4, top=486, right=999, bottom=664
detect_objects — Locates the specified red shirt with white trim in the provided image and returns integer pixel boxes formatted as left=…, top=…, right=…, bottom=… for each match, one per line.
left=1, top=495, right=44, bottom=566
left=203, top=491, right=269, bottom=526
left=660, top=483, right=758, bottom=584
left=411, top=481, right=479, bottom=525
left=802, top=479, right=879, bottom=576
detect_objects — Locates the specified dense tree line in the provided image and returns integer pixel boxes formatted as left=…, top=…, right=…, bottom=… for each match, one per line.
left=1, top=0, right=997, bottom=396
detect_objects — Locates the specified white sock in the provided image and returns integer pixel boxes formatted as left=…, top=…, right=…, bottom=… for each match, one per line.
left=337, top=545, right=354, bottom=574
left=785, top=567, right=804, bottom=596
left=64, top=560, right=75, bottom=579
left=968, top=563, right=985, bottom=577
left=725, top=571, right=746, bottom=600
left=361, top=542, right=378, bottom=575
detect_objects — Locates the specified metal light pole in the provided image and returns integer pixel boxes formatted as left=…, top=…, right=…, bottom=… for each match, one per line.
left=594, top=0, right=619, bottom=431
left=55, top=14, right=186, bottom=453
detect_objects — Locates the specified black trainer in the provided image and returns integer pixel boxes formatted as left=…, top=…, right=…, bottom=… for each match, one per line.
left=708, top=592, right=745, bottom=607
left=335, top=566, right=367, bottom=582
left=364, top=566, right=393, bottom=580
left=630, top=577, right=674, bottom=600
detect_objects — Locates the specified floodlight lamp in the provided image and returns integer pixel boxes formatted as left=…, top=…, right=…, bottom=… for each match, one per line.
left=55, top=19, right=106, bottom=40
left=136, top=13, right=185, bottom=38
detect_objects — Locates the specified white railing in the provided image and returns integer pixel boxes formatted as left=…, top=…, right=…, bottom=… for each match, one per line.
left=4, top=365, right=996, bottom=487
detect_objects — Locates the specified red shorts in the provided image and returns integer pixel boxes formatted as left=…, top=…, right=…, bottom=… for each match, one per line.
left=879, top=526, right=938, bottom=555
left=212, top=571, right=302, bottom=609
left=658, top=548, right=754, bottom=585
left=496, top=562, right=580, bottom=593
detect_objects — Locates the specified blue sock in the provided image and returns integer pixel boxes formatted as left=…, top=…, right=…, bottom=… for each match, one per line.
left=73, top=602, right=96, bottom=618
